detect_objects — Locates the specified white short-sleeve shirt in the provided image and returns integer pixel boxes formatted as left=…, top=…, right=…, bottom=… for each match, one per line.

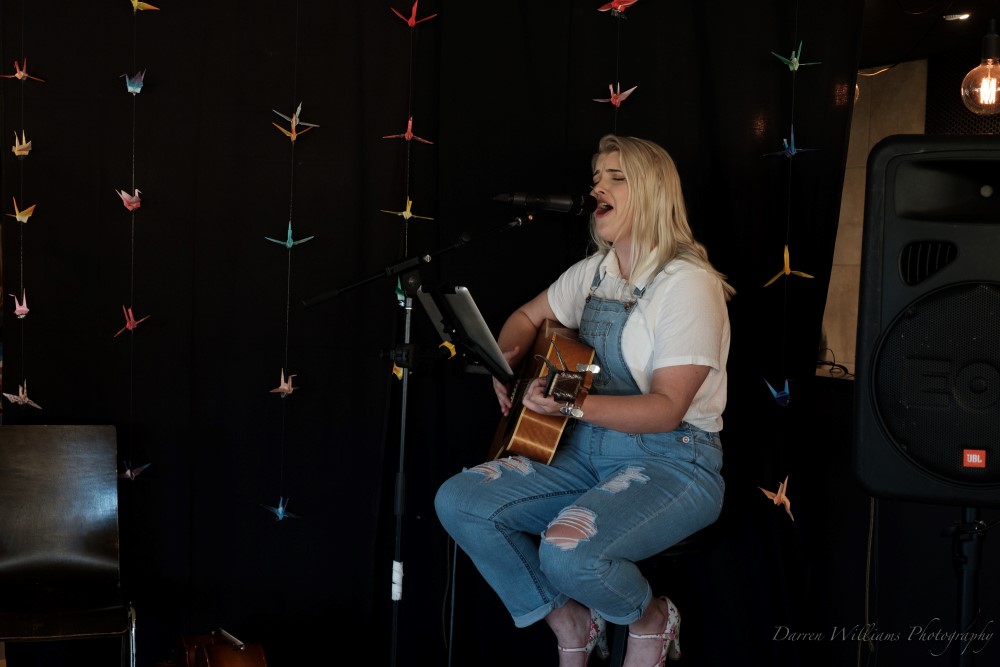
left=547, top=250, right=730, bottom=433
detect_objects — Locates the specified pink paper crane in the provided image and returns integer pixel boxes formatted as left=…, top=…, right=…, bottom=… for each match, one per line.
left=117, top=188, right=142, bottom=211
left=131, top=0, right=160, bottom=12
left=763, top=244, right=814, bottom=287
left=1, top=58, right=44, bottom=83
left=594, top=83, right=637, bottom=108
left=114, top=305, right=150, bottom=337
left=10, top=289, right=28, bottom=318
left=7, top=197, right=36, bottom=223
left=383, top=116, right=433, bottom=144
left=759, top=475, right=794, bottom=521
left=597, top=0, right=639, bottom=16
left=391, top=0, right=437, bottom=28
left=3, top=380, right=41, bottom=409
left=270, top=369, right=297, bottom=397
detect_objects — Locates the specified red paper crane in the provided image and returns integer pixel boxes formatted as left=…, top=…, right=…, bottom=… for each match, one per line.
left=391, top=0, right=437, bottom=28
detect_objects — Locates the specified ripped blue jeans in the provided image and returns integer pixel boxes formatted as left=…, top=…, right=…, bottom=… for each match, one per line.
left=434, top=420, right=724, bottom=627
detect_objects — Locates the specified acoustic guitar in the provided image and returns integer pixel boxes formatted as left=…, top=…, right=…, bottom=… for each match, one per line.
left=488, top=320, right=596, bottom=464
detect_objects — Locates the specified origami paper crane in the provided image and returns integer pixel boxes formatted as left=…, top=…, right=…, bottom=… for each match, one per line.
left=381, top=197, right=433, bottom=221
left=3, top=380, right=41, bottom=409
left=594, top=82, right=637, bottom=108
left=131, top=0, right=160, bottom=12
left=119, top=460, right=151, bottom=480
left=391, top=0, right=437, bottom=27
left=759, top=475, right=794, bottom=521
left=12, top=131, right=31, bottom=158
left=117, top=188, right=142, bottom=211
left=771, top=41, right=820, bottom=71
left=7, top=197, right=36, bottom=223
left=764, top=124, right=818, bottom=158
left=9, top=289, right=28, bottom=318
left=261, top=496, right=300, bottom=521
left=764, top=244, right=814, bottom=287
left=765, top=378, right=790, bottom=407
left=266, top=221, right=314, bottom=249
left=383, top=116, right=433, bottom=144
left=272, top=103, right=319, bottom=142
left=1, top=58, right=44, bottom=83
left=123, top=70, right=145, bottom=94
left=597, top=0, right=639, bottom=16
left=114, top=305, right=150, bottom=337
left=270, top=369, right=297, bottom=397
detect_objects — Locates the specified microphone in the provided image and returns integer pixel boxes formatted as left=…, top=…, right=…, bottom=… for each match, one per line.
left=493, top=193, right=597, bottom=216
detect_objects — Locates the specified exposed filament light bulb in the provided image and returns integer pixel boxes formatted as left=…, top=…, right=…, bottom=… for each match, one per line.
left=961, top=18, right=1000, bottom=115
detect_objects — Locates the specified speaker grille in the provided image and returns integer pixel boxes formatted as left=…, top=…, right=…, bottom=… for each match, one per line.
left=872, top=282, right=1000, bottom=486
left=899, top=240, right=957, bottom=285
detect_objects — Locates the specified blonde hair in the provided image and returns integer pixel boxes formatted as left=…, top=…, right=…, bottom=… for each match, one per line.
left=590, top=135, right=734, bottom=300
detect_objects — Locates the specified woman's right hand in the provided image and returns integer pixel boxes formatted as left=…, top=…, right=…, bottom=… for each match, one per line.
left=493, top=345, right=520, bottom=416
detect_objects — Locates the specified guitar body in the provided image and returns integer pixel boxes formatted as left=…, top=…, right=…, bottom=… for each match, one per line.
left=488, top=320, right=596, bottom=464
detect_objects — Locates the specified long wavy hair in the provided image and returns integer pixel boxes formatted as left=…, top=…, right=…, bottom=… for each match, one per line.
left=590, top=135, right=735, bottom=300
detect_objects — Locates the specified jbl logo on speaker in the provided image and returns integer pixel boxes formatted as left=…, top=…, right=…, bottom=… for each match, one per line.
left=964, top=450, right=987, bottom=469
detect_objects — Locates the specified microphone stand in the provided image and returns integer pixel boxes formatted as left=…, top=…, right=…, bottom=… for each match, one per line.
left=300, top=211, right=545, bottom=667
left=303, top=234, right=469, bottom=667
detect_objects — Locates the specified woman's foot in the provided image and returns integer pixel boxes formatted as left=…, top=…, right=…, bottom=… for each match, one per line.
left=548, top=601, right=609, bottom=666
left=623, top=596, right=681, bottom=666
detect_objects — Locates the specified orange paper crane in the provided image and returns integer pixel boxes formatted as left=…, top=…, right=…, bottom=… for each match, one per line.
left=383, top=116, right=433, bottom=144
left=391, top=0, right=437, bottom=28
left=759, top=475, right=794, bottom=521
left=1, top=58, right=44, bottom=83
left=763, top=244, right=813, bottom=287
left=272, top=103, right=319, bottom=143
left=131, top=0, right=160, bottom=12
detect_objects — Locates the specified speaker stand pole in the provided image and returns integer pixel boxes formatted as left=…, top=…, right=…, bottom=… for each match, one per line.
left=947, top=507, right=987, bottom=667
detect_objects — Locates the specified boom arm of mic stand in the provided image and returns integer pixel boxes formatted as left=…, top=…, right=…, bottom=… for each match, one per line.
left=301, top=233, right=471, bottom=307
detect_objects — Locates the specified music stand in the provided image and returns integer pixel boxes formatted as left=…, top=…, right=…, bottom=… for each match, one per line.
left=417, top=286, right=515, bottom=385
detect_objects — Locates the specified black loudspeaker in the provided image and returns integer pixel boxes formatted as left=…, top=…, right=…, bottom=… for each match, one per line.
left=855, top=135, right=1000, bottom=507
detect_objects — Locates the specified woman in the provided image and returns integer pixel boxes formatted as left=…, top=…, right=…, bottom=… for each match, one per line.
left=435, top=134, right=733, bottom=666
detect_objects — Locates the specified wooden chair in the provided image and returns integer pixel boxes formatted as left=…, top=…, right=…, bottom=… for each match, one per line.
left=0, top=425, right=137, bottom=666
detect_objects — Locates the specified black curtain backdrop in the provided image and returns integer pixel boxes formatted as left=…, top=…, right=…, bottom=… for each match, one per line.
left=3, top=2, right=998, bottom=667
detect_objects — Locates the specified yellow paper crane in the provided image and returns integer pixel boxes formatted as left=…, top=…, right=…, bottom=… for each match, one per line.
left=381, top=197, right=433, bottom=221
left=7, top=197, right=36, bottom=223
left=764, top=244, right=813, bottom=287
left=12, top=131, right=31, bottom=158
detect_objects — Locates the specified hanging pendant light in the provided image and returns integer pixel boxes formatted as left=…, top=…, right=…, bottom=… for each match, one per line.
left=960, top=18, right=1000, bottom=115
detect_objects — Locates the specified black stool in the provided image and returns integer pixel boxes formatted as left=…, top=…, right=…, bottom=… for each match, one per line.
left=606, top=524, right=719, bottom=666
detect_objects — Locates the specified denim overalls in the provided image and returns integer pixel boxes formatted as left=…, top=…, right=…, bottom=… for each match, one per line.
left=435, top=266, right=725, bottom=627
